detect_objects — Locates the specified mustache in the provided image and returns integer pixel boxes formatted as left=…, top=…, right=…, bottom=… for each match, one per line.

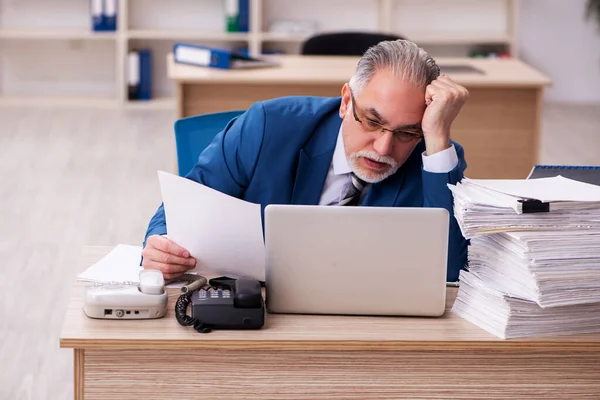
left=352, top=151, right=397, bottom=167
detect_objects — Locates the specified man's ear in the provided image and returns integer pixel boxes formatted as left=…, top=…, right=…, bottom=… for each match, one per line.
left=339, top=83, right=351, bottom=118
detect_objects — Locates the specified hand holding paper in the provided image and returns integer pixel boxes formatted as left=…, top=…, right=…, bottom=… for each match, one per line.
left=141, top=234, right=197, bottom=280
left=157, top=171, right=265, bottom=281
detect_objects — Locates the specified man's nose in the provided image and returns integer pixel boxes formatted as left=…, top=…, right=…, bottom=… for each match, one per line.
left=372, top=130, right=394, bottom=156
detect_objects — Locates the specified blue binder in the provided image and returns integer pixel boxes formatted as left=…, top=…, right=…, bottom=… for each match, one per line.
left=127, top=51, right=140, bottom=100
left=527, top=165, right=600, bottom=186
left=90, top=0, right=105, bottom=31
left=173, top=43, right=279, bottom=70
left=90, top=0, right=118, bottom=31
left=103, top=0, right=118, bottom=31
left=127, top=49, right=152, bottom=100
left=238, top=0, right=249, bottom=32
left=138, top=49, right=152, bottom=100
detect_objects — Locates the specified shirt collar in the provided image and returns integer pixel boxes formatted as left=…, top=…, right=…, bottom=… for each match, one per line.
left=332, top=125, right=353, bottom=176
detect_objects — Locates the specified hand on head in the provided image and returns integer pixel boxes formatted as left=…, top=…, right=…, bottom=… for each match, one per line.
left=141, top=235, right=196, bottom=280
left=421, top=74, right=469, bottom=154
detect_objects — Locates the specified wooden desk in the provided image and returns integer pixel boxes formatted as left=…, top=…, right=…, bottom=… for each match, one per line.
left=61, top=246, right=600, bottom=400
left=168, top=54, right=552, bottom=179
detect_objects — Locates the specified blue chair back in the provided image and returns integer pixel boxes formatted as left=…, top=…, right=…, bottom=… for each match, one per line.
left=174, top=110, right=245, bottom=176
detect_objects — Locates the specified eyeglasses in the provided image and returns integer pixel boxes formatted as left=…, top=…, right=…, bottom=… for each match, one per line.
left=350, top=89, right=424, bottom=143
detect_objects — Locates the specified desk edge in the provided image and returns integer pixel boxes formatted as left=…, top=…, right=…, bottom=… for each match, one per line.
left=59, top=338, right=600, bottom=352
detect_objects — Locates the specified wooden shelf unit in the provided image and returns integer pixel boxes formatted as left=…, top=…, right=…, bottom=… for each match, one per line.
left=0, top=0, right=520, bottom=108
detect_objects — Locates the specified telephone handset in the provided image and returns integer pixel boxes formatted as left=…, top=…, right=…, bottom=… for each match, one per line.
left=83, top=269, right=168, bottom=319
left=175, top=277, right=265, bottom=333
left=83, top=268, right=265, bottom=332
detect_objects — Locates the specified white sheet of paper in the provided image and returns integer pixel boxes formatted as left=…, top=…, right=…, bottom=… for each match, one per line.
left=77, top=244, right=143, bottom=284
left=465, top=176, right=600, bottom=202
left=158, top=170, right=265, bottom=281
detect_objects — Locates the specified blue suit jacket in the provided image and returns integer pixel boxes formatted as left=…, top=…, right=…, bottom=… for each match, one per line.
left=144, top=96, right=468, bottom=281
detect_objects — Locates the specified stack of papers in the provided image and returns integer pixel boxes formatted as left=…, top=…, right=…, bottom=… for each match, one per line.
left=467, top=230, right=600, bottom=308
left=78, top=244, right=143, bottom=284
left=449, top=176, right=600, bottom=338
left=452, top=270, right=600, bottom=339
left=448, top=176, right=600, bottom=238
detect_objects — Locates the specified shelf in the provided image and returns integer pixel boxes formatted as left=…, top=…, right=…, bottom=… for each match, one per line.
left=0, top=28, right=117, bottom=40
left=0, top=0, right=520, bottom=109
left=127, top=30, right=250, bottom=41
left=0, top=95, right=177, bottom=109
left=259, top=32, right=310, bottom=42
left=0, top=95, right=119, bottom=108
left=407, top=33, right=512, bottom=45
left=124, top=96, right=175, bottom=110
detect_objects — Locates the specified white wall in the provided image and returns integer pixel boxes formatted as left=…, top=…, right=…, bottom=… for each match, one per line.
left=519, top=0, right=600, bottom=103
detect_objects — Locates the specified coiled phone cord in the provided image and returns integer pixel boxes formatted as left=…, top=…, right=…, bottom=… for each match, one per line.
left=169, top=274, right=213, bottom=333
left=174, top=293, right=213, bottom=333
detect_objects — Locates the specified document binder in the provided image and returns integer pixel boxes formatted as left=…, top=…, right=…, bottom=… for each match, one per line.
left=138, top=49, right=152, bottom=100
left=224, top=0, right=249, bottom=32
left=127, top=51, right=140, bottom=100
left=104, top=0, right=118, bottom=31
left=90, top=0, right=104, bottom=31
left=90, top=0, right=117, bottom=31
left=127, top=49, right=152, bottom=100
left=238, top=0, right=249, bottom=32
left=527, top=165, right=600, bottom=186
left=173, top=43, right=279, bottom=70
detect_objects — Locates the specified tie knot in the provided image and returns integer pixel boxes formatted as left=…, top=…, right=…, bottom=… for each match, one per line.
left=351, top=173, right=366, bottom=191
left=333, top=172, right=366, bottom=206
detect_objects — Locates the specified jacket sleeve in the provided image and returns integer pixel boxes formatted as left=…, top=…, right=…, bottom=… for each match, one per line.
left=143, top=102, right=267, bottom=247
left=421, top=141, right=468, bottom=282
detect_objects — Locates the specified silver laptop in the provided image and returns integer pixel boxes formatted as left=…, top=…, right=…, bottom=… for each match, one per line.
left=264, top=205, right=449, bottom=317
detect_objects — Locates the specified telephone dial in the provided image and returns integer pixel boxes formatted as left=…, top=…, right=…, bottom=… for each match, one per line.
left=83, top=269, right=265, bottom=333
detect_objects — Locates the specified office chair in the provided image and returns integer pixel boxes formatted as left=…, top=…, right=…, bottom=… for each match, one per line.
left=300, top=31, right=406, bottom=56
left=174, top=110, right=245, bottom=177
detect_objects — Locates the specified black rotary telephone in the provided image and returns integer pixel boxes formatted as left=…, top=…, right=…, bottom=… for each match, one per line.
left=174, top=276, right=265, bottom=333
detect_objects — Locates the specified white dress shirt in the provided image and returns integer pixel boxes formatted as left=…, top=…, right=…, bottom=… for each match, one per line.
left=318, top=127, right=459, bottom=206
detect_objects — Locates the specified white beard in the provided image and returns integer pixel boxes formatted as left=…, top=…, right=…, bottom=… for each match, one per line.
left=347, top=150, right=400, bottom=183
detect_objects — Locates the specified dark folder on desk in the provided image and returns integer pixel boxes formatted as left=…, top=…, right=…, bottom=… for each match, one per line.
left=173, top=43, right=279, bottom=70
left=527, top=165, right=600, bottom=186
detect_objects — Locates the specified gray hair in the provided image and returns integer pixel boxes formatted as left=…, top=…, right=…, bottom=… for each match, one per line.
left=349, top=39, right=440, bottom=94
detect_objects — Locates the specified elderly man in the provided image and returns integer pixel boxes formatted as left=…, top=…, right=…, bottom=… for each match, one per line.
left=142, top=39, right=470, bottom=282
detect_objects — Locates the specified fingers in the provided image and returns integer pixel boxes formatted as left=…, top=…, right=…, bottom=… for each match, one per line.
left=432, top=75, right=470, bottom=98
left=142, top=246, right=196, bottom=267
left=426, top=75, right=469, bottom=106
left=141, top=235, right=197, bottom=279
left=143, top=260, right=193, bottom=275
left=147, top=234, right=190, bottom=258
left=147, top=248, right=196, bottom=267
left=164, top=272, right=184, bottom=280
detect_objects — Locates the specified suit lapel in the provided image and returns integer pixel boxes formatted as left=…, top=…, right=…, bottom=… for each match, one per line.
left=362, top=142, right=425, bottom=206
left=291, top=111, right=342, bottom=205
left=362, top=169, right=406, bottom=206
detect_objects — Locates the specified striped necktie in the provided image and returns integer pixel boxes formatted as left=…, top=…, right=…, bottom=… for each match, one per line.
left=337, top=173, right=366, bottom=206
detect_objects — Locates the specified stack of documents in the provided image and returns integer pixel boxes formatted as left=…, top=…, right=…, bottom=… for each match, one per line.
left=467, top=230, right=600, bottom=308
left=78, top=244, right=143, bottom=285
left=452, top=270, right=600, bottom=339
left=448, top=176, right=600, bottom=238
left=448, top=176, right=600, bottom=338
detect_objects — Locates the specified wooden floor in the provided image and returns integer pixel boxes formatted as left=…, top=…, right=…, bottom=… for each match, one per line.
left=0, top=102, right=599, bottom=400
